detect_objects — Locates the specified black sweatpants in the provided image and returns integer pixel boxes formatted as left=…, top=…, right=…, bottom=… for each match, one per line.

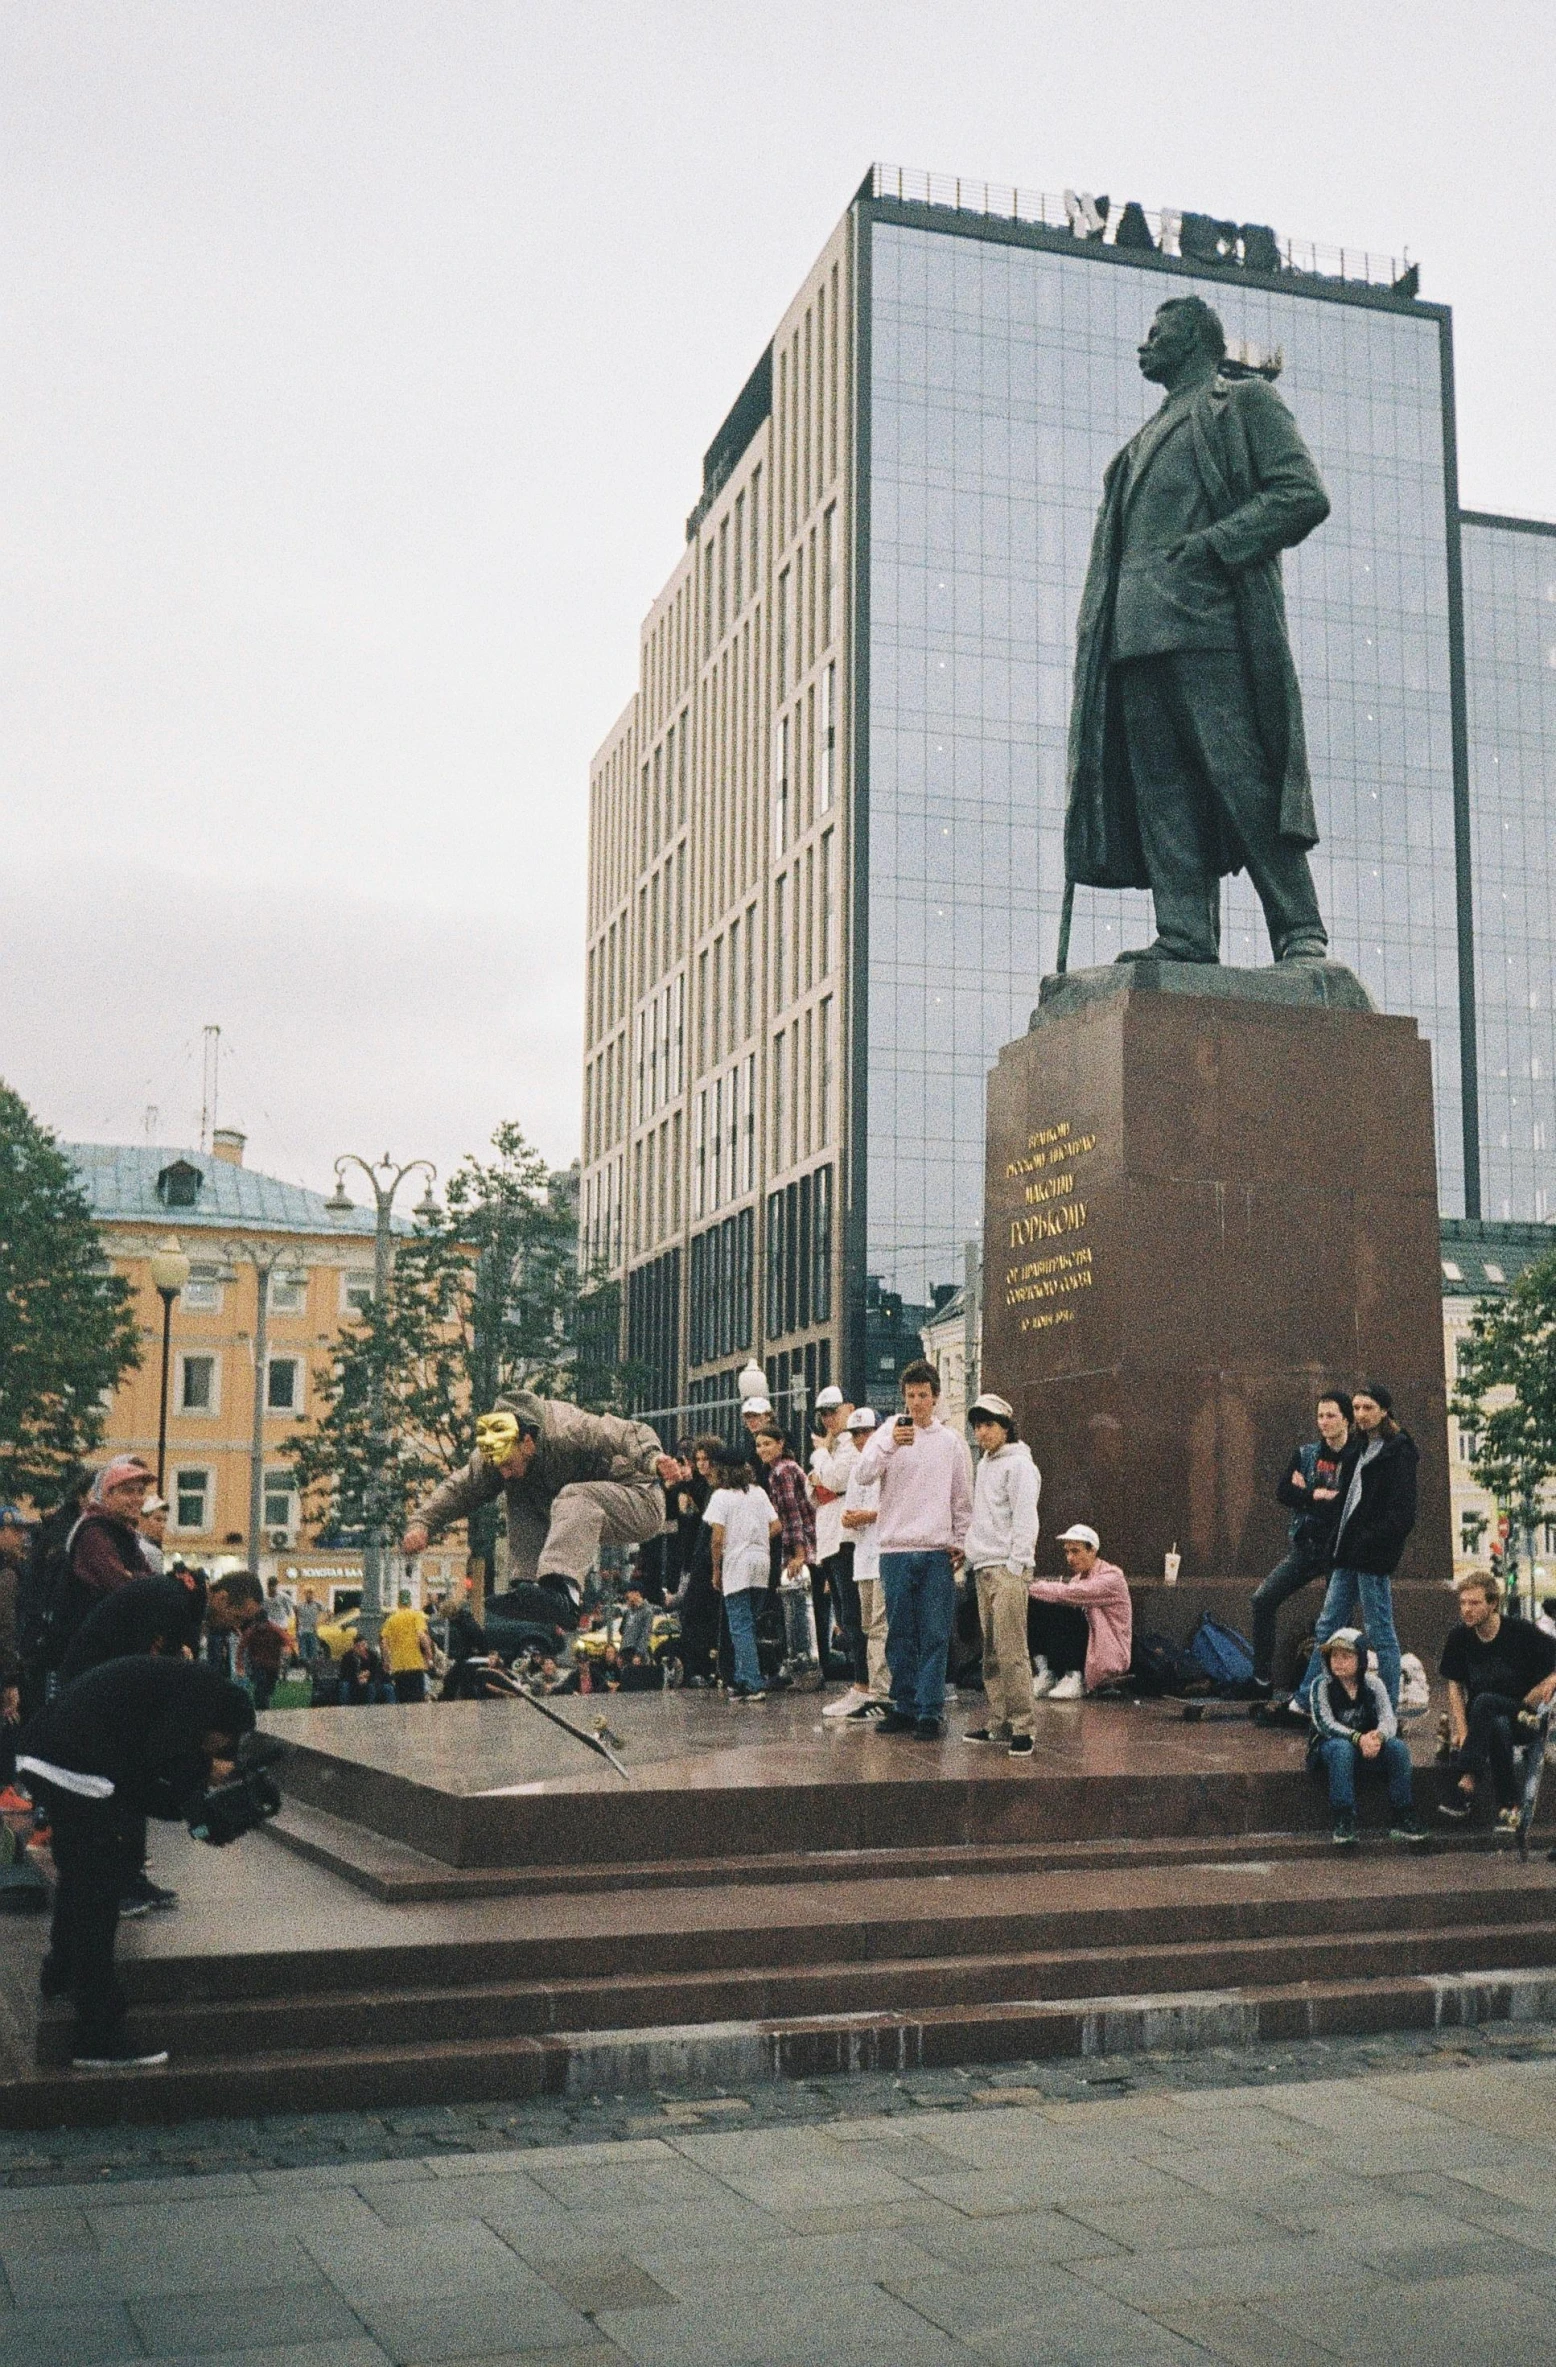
left=1460, top=1690, right=1522, bottom=1807
left=1027, top=1598, right=1089, bottom=1679
left=37, top=1788, right=131, bottom=2056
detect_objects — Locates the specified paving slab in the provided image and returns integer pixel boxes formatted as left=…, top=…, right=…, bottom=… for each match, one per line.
left=353, top=2284, right=600, bottom=2363
left=127, top=2283, right=369, bottom=2355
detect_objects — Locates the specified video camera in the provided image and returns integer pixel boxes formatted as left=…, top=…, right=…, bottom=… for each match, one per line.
left=188, top=1732, right=285, bottom=1848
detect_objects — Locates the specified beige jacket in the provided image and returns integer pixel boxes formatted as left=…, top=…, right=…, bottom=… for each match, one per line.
left=413, top=1394, right=662, bottom=1542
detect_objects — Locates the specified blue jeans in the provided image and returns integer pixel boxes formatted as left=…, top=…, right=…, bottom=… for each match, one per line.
left=1294, top=1567, right=1402, bottom=1710
left=721, top=1588, right=766, bottom=1693
left=880, top=1551, right=957, bottom=1721
left=1309, top=1732, right=1414, bottom=1813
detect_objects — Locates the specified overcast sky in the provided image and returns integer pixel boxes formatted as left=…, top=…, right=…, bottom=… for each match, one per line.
left=4, top=2, right=1553, bottom=1198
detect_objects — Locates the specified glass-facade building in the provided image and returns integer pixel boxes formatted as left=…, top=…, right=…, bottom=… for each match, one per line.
left=583, top=168, right=1555, bottom=1427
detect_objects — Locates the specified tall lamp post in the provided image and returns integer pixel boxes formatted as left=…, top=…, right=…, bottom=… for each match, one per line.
left=148, top=1237, right=191, bottom=1494
left=325, top=1154, right=437, bottom=1638
left=226, top=1240, right=306, bottom=1572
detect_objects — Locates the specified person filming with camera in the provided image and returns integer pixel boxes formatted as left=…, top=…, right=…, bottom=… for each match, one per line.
left=17, top=1658, right=277, bottom=2070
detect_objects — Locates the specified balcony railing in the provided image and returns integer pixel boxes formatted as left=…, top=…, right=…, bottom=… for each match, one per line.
left=867, top=163, right=1415, bottom=293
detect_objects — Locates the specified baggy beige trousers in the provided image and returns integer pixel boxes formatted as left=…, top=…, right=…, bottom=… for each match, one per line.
left=508, top=1481, right=664, bottom=1588
left=854, top=1574, right=890, bottom=1698
left=975, top=1564, right=1037, bottom=1738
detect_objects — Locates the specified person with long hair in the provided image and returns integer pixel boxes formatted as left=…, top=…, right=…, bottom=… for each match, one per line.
left=703, top=1450, right=780, bottom=1703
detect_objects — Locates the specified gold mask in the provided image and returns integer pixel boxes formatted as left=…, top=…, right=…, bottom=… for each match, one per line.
left=476, top=1411, right=521, bottom=1467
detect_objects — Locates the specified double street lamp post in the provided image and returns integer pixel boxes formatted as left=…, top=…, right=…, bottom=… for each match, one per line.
left=225, top=1240, right=307, bottom=1572
left=326, top=1154, right=437, bottom=1640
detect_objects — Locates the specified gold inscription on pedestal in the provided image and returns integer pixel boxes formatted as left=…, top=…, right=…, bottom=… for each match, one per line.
left=999, top=1113, right=1101, bottom=1334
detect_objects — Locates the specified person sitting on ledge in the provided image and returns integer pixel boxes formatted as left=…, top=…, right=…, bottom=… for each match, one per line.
left=1437, top=1570, right=1556, bottom=1834
left=1027, top=1526, right=1132, bottom=1699
left=1308, top=1627, right=1427, bottom=1847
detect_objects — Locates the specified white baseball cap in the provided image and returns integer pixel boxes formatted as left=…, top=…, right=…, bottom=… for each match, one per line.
left=1057, top=1524, right=1100, bottom=1550
left=846, top=1406, right=878, bottom=1431
left=815, top=1384, right=845, bottom=1410
left=969, top=1393, right=1014, bottom=1425
left=741, top=1395, right=773, bottom=1416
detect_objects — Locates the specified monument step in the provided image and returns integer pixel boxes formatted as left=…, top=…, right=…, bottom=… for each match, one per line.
left=264, top=1796, right=1505, bottom=1903
left=103, top=1845, right=1556, bottom=2007
left=15, top=1960, right=1556, bottom=2131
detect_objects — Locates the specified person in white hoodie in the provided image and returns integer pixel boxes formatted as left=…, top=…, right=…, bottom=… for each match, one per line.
left=960, top=1394, right=1042, bottom=1757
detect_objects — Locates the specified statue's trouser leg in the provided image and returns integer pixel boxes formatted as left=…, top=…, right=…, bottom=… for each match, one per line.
left=1167, top=653, right=1327, bottom=957
left=1114, top=657, right=1224, bottom=960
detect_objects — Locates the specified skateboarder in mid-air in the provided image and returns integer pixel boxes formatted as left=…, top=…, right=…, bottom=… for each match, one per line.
left=402, top=1393, right=680, bottom=1636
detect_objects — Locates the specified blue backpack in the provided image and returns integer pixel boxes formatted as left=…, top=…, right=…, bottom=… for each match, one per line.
left=1187, top=1614, right=1256, bottom=1689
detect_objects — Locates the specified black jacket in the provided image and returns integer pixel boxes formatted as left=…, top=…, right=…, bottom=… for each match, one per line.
left=1331, top=1427, right=1419, bottom=1576
left=59, top=1575, right=206, bottom=1686
left=18, top=1657, right=254, bottom=1819
left=1274, top=1438, right=1347, bottom=1569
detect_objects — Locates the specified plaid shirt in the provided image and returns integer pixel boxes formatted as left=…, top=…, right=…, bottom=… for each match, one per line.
left=762, top=1455, right=816, bottom=1565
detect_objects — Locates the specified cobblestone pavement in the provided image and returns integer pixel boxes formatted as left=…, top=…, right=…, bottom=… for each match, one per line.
left=3, top=2027, right=1556, bottom=2362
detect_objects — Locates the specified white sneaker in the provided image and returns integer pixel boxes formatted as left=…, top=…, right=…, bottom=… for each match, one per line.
left=823, top=1686, right=870, bottom=1720
left=1048, top=1670, right=1086, bottom=1701
left=1030, top=1659, right=1056, bottom=1699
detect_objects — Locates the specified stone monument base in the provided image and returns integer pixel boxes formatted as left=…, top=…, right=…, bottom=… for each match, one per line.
left=984, top=962, right=1452, bottom=1581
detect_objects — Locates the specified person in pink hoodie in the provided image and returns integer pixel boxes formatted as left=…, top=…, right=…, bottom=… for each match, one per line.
left=853, top=1359, right=974, bottom=1741
left=1027, top=1524, right=1132, bottom=1699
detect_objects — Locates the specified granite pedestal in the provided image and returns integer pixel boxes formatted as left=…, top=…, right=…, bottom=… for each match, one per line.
left=984, top=961, right=1452, bottom=1581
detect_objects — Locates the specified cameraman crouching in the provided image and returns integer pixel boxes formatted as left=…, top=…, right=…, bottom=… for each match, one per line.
left=17, top=1659, right=256, bottom=2070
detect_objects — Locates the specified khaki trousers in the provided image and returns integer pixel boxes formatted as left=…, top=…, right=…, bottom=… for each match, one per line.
left=508, top=1480, right=665, bottom=1589
left=854, top=1574, right=889, bottom=1697
left=975, top=1564, right=1037, bottom=1738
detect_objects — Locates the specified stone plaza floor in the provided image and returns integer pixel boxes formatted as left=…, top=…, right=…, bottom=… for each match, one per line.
left=3, top=2022, right=1556, bottom=2365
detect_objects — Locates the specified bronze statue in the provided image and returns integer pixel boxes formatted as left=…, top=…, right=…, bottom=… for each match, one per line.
left=1063, top=296, right=1331, bottom=966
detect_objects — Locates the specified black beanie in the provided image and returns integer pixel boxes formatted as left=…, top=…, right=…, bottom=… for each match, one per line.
left=1361, top=1382, right=1394, bottom=1413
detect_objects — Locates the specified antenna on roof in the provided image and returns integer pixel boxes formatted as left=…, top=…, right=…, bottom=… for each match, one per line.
left=143, top=1104, right=159, bottom=1143
left=199, top=1025, right=221, bottom=1153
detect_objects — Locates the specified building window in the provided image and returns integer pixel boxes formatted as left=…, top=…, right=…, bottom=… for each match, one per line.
left=263, top=1470, right=297, bottom=1534
left=174, top=1468, right=210, bottom=1532
left=773, top=715, right=790, bottom=857
left=342, top=1269, right=374, bottom=1315
left=688, top=1208, right=755, bottom=1367
left=820, top=830, right=834, bottom=971
left=268, top=1272, right=307, bottom=1315
left=773, top=872, right=787, bottom=1009
left=822, top=504, right=836, bottom=649
left=765, top=1161, right=833, bottom=1338
left=181, top=1261, right=223, bottom=1312
left=773, top=1031, right=787, bottom=1171
left=819, top=662, right=835, bottom=812
left=694, top=1089, right=707, bottom=1219
left=178, top=1354, right=217, bottom=1414
left=819, top=996, right=833, bottom=1142
left=733, top=490, right=745, bottom=613
left=777, top=567, right=790, bottom=698
left=742, top=1051, right=756, bottom=1193
left=750, top=463, right=761, bottom=588
left=267, top=1357, right=301, bottom=1413
left=626, top=1247, right=681, bottom=1418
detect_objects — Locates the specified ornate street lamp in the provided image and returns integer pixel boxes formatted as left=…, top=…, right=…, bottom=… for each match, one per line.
left=147, top=1236, right=191, bottom=1493
left=328, top=1153, right=436, bottom=1638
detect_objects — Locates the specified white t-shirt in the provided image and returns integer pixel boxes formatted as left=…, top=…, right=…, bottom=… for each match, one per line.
left=704, top=1485, right=773, bottom=1594
left=841, top=1457, right=883, bottom=1585
left=809, top=1433, right=858, bottom=1562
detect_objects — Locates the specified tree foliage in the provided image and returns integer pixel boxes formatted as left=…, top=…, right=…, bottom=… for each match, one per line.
left=287, top=1123, right=630, bottom=1548
left=0, top=1080, right=142, bottom=1504
left=1450, top=1248, right=1556, bottom=1557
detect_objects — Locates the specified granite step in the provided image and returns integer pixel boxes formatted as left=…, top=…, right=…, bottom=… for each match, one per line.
left=14, top=1960, right=1556, bottom=2130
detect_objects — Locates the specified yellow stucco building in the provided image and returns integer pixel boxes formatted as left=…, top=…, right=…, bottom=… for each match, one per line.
left=67, top=1130, right=466, bottom=1599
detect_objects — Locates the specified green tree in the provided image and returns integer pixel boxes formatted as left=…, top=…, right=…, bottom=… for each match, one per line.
left=0, top=1080, right=142, bottom=1504
left=1450, top=1247, right=1556, bottom=1595
left=287, top=1123, right=632, bottom=1556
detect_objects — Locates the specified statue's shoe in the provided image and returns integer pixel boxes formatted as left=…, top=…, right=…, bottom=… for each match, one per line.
left=1112, top=942, right=1218, bottom=964
left=1276, top=940, right=1330, bottom=963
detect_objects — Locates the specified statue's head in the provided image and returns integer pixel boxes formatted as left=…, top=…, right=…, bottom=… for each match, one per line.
left=1138, top=296, right=1226, bottom=384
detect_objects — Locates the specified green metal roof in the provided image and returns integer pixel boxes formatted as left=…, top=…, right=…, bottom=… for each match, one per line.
left=63, top=1142, right=386, bottom=1240
left=1440, top=1216, right=1555, bottom=1298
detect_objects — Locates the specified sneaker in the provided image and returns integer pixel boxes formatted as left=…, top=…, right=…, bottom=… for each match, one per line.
left=1389, top=1813, right=1430, bottom=1844
left=71, top=2042, right=170, bottom=2072
left=846, top=1698, right=889, bottom=1722
left=1223, top=1678, right=1274, bottom=1704
left=1007, top=1734, right=1035, bottom=1757
left=117, top=1894, right=153, bottom=1920
left=1252, top=1698, right=1309, bottom=1731
left=1030, top=1661, right=1056, bottom=1699
left=124, top=1874, right=179, bottom=1912
left=1436, top=1791, right=1474, bottom=1822
left=1495, top=1805, right=1523, bottom=1838
left=730, top=1684, right=768, bottom=1704
left=874, top=1709, right=918, bottom=1735
left=1048, top=1671, right=1086, bottom=1701
left=1332, top=1810, right=1357, bottom=1846
left=823, top=1687, right=871, bottom=1720
left=961, top=1727, right=1008, bottom=1746
left=912, top=1717, right=946, bottom=1742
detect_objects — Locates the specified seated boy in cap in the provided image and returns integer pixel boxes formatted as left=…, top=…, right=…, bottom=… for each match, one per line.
left=1027, top=1527, right=1131, bottom=1700
left=1308, top=1627, right=1427, bottom=1846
